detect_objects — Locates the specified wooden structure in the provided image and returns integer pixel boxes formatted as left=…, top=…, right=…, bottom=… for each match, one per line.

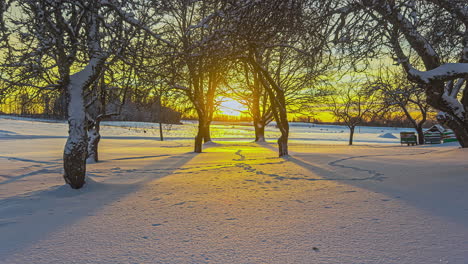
left=424, top=125, right=444, bottom=144
left=400, top=132, right=417, bottom=146
left=442, top=130, right=458, bottom=143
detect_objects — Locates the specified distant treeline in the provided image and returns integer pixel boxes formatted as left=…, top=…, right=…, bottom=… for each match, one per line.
left=0, top=91, right=182, bottom=124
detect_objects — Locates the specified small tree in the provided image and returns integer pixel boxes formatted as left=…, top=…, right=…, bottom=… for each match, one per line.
left=225, top=0, right=332, bottom=156
left=225, top=63, right=274, bottom=142
left=369, top=68, right=432, bottom=144
left=161, top=0, right=228, bottom=153
left=328, top=86, right=378, bottom=145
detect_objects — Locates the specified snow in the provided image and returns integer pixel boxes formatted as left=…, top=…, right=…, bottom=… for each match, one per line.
left=378, top=132, right=398, bottom=139
left=409, top=63, right=468, bottom=83
left=65, top=58, right=100, bottom=155
left=442, top=89, right=465, bottom=119
left=1, top=116, right=468, bottom=263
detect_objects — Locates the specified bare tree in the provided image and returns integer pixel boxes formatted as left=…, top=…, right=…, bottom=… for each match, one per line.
left=3, top=0, right=166, bottom=189
left=161, top=0, right=229, bottom=153
left=328, top=86, right=378, bottom=145
left=330, top=0, right=468, bottom=146
left=369, top=67, right=431, bottom=144
left=225, top=62, right=273, bottom=142
left=223, top=0, right=332, bottom=156
left=84, top=30, right=152, bottom=164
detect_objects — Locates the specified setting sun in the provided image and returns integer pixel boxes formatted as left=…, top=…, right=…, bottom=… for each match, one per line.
left=218, top=99, right=247, bottom=117
left=1, top=0, right=467, bottom=263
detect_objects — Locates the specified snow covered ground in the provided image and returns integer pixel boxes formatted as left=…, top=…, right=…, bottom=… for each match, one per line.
left=1, top=116, right=467, bottom=263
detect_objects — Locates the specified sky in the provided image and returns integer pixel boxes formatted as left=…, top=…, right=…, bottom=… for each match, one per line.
left=218, top=99, right=247, bottom=116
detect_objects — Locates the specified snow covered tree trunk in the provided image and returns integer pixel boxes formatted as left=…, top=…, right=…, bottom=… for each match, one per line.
left=348, top=126, right=355, bottom=146
left=87, top=122, right=101, bottom=163
left=422, top=80, right=468, bottom=147
left=449, top=122, right=468, bottom=147
left=63, top=56, right=105, bottom=188
left=63, top=82, right=88, bottom=189
left=428, top=83, right=468, bottom=147
left=254, top=121, right=266, bottom=142
left=438, top=115, right=468, bottom=147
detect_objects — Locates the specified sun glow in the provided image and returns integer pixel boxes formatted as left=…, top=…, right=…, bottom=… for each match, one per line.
left=217, top=99, right=247, bottom=117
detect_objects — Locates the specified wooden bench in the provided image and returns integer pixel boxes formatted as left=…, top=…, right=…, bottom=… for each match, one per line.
left=400, top=132, right=417, bottom=146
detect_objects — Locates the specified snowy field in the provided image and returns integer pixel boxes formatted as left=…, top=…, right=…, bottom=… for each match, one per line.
left=1, top=116, right=468, bottom=263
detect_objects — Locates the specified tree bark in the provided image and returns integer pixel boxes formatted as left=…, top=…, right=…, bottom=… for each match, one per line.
left=440, top=117, right=468, bottom=147
left=277, top=132, right=288, bottom=156
left=86, top=121, right=101, bottom=163
left=62, top=56, right=105, bottom=188
left=274, top=113, right=289, bottom=156
left=194, top=122, right=205, bottom=153
left=349, top=126, right=355, bottom=145
left=249, top=56, right=289, bottom=156
left=203, top=121, right=212, bottom=143
left=416, top=125, right=424, bottom=145
left=428, top=85, right=468, bottom=147
left=254, top=122, right=266, bottom=142
left=194, top=132, right=203, bottom=153
left=159, top=122, right=164, bottom=141
left=63, top=84, right=87, bottom=189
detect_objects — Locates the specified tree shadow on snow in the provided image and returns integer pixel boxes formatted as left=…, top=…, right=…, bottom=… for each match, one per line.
left=0, top=152, right=198, bottom=259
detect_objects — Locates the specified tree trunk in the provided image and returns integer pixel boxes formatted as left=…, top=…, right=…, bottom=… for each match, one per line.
left=416, top=125, right=424, bottom=145
left=254, top=122, right=266, bottom=142
left=349, top=126, right=355, bottom=145
left=277, top=133, right=288, bottom=156
left=159, top=122, right=164, bottom=141
left=275, top=112, right=290, bottom=157
left=87, top=121, right=101, bottom=163
left=63, top=84, right=87, bottom=189
left=194, top=125, right=204, bottom=153
left=203, top=121, right=212, bottom=143
left=194, top=118, right=209, bottom=153
left=426, top=82, right=468, bottom=148
left=442, top=118, right=468, bottom=147
left=62, top=56, right=105, bottom=188
left=248, top=53, right=289, bottom=156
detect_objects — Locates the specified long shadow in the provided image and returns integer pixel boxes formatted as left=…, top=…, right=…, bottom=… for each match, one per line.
left=0, top=151, right=198, bottom=259
left=111, top=154, right=171, bottom=161
left=0, top=168, right=59, bottom=185
left=263, top=143, right=468, bottom=229
left=285, top=155, right=386, bottom=182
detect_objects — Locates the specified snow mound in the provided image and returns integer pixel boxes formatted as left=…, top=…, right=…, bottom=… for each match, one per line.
left=378, top=133, right=398, bottom=139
